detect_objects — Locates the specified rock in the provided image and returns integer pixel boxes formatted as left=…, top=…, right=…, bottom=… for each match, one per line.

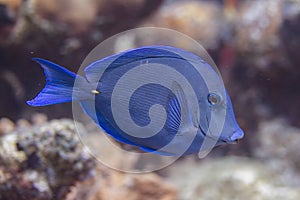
left=226, top=0, right=300, bottom=133
left=0, top=0, right=21, bottom=31
left=0, top=0, right=163, bottom=121
left=31, top=113, right=48, bottom=125
left=0, top=0, right=163, bottom=44
left=0, top=117, right=179, bottom=200
left=29, top=0, right=100, bottom=33
left=235, top=0, right=283, bottom=54
left=67, top=165, right=177, bottom=200
left=0, top=118, right=15, bottom=136
left=255, top=119, right=300, bottom=179
left=280, top=0, right=300, bottom=65
left=0, top=133, right=26, bottom=167
left=167, top=157, right=300, bottom=200
left=0, top=119, right=95, bottom=200
left=16, top=119, right=31, bottom=128
left=141, top=1, right=223, bottom=50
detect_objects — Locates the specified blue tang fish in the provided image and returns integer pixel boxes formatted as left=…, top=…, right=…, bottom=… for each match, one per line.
left=27, top=45, right=244, bottom=156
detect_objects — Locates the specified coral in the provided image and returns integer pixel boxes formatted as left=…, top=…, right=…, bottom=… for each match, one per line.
left=255, top=119, right=300, bottom=181
left=0, top=0, right=164, bottom=44
left=0, top=119, right=95, bottom=200
left=235, top=0, right=283, bottom=54
left=0, top=0, right=21, bottom=29
left=0, top=118, right=15, bottom=136
left=67, top=166, right=177, bottom=200
left=0, top=117, right=178, bottom=200
left=280, top=0, right=300, bottom=65
left=142, top=1, right=223, bottom=50
left=167, top=157, right=300, bottom=200
left=226, top=0, right=300, bottom=134
left=0, top=0, right=163, bottom=120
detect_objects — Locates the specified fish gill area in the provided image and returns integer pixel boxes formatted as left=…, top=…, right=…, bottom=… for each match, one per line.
left=1, top=0, right=300, bottom=200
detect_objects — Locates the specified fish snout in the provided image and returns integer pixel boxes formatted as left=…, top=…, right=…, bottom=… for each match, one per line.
left=227, top=129, right=244, bottom=144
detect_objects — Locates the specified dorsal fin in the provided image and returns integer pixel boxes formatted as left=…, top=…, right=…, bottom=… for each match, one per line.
left=83, top=46, right=192, bottom=83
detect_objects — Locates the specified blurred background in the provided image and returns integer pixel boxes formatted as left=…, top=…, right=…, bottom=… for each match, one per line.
left=1, top=0, right=300, bottom=199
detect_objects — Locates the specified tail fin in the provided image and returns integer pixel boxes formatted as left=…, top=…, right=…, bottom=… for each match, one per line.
left=27, top=58, right=81, bottom=106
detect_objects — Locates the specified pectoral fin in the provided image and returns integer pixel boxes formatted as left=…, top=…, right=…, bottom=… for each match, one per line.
left=166, top=81, right=193, bottom=134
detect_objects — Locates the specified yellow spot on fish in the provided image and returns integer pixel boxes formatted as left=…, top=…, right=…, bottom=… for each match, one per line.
left=91, top=90, right=100, bottom=94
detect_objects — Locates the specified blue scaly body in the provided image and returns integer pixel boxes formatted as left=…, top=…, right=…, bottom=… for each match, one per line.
left=27, top=46, right=244, bottom=156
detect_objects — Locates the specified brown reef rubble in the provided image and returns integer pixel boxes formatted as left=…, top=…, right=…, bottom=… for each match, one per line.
left=0, top=119, right=95, bottom=200
left=0, top=117, right=178, bottom=200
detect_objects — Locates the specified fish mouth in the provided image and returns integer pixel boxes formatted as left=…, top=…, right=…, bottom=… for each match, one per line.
left=198, top=125, right=225, bottom=143
left=202, top=115, right=244, bottom=144
left=199, top=127, right=244, bottom=144
left=199, top=116, right=229, bottom=143
left=223, top=129, right=244, bottom=144
left=198, top=117, right=227, bottom=143
left=199, top=116, right=244, bottom=144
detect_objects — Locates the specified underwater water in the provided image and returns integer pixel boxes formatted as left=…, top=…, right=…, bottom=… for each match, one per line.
left=1, top=0, right=300, bottom=199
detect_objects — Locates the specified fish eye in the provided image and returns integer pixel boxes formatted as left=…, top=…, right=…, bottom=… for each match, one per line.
left=207, top=93, right=221, bottom=105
